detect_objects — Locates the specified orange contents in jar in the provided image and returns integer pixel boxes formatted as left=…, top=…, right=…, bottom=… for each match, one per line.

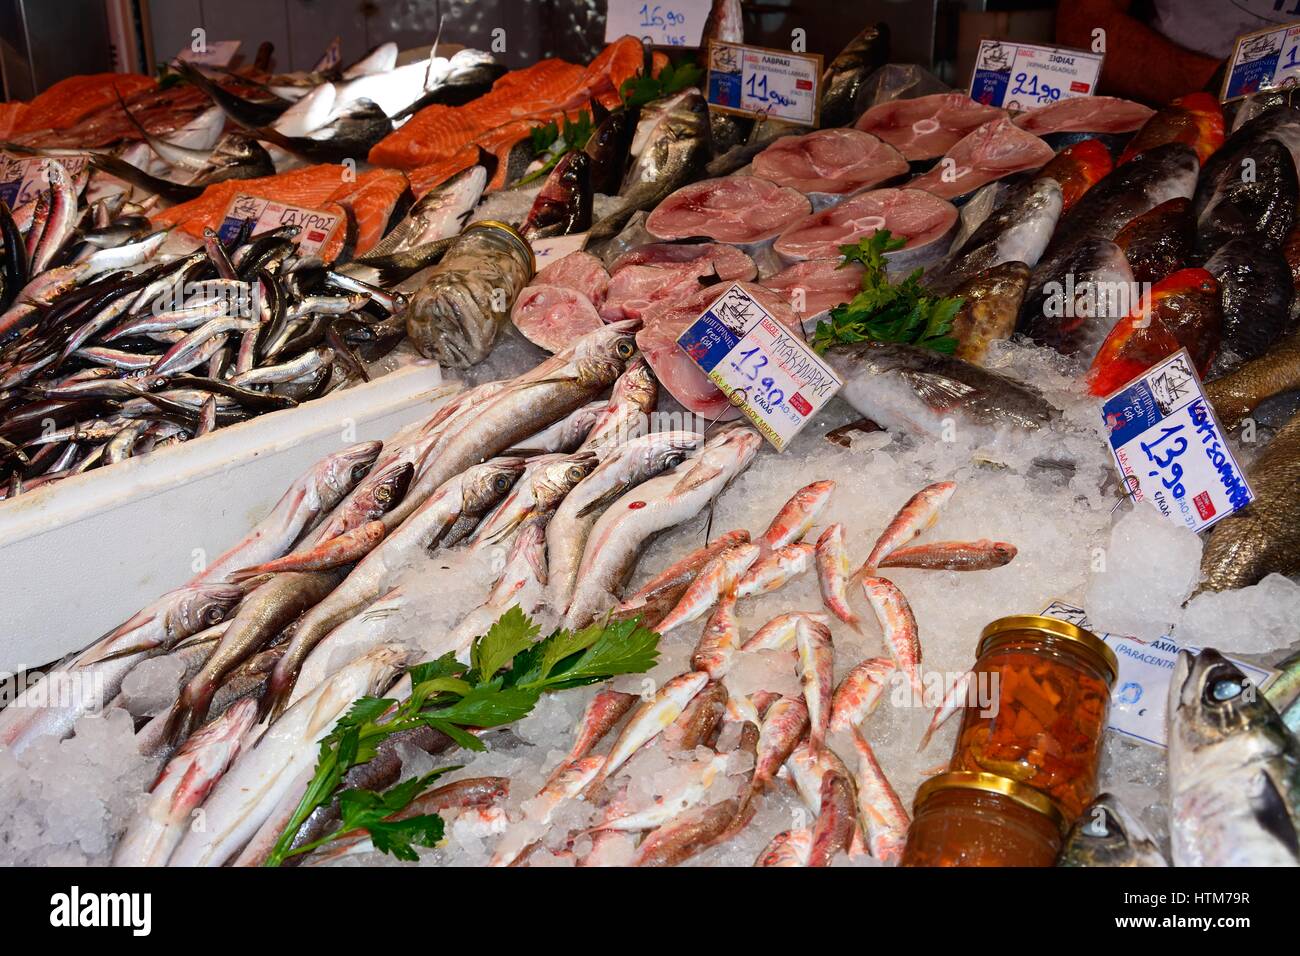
left=901, top=771, right=1066, bottom=867
left=949, top=615, right=1117, bottom=823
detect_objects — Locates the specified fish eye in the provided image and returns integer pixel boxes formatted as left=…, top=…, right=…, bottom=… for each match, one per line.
left=494, top=475, right=512, bottom=492
left=1208, top=676, right=1245, bottom=703
left=616, top=340, right=635, bottom=359
left=375, top=486, right=393, bottom=502
left=351, top=463, right=371, bottom=482
left=567, top=466, right=585, bottom=481
left=664, top=453, right=685, bottom=467
left=203, top=605, right=226, bottom=624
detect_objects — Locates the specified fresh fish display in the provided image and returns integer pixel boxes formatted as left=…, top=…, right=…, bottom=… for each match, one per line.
left=11, top=18, right=1300, bottom=876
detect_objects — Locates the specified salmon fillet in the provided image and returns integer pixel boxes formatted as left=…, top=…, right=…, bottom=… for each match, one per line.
left=368, top=36, right=644, bottom=173
left=1, top=73, right=156, bottom=139
left=151, top=165, right=408, bottom=261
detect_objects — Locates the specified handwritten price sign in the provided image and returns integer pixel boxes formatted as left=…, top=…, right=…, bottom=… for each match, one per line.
left=706, top=40, right=822, bottom=127
left=969, top=39, right=1103, bottom=111
left=1222, top=21, right=1300, bottom=102
left=1101, top=350, right=1253, bottom=534
left=604, top=0, right=709, bottom=48
left=677, top=283, right=841, bottom=450
left=217, top=195, right=342, bottom=258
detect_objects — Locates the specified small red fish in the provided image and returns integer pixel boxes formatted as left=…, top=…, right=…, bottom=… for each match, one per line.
left=1087, top=268, right=1220, bottom=397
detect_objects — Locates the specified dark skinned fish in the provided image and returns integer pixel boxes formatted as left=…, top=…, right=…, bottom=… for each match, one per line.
left=520, top=150, right=592, bottom=240
left=819, top=22, right=891, bottom=129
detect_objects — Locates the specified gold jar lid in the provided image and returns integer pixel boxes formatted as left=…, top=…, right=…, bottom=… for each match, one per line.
left=915, top=771, right=1068, bottom=834
left=461, top=219, right=537, bottom=278
left=977, top=614, right=1118, bottom=686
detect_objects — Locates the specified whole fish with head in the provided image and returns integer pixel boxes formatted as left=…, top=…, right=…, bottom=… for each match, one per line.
left=1199, top=406, right=1300, bottom=592
left=466, top=451, right=596, bottom=550
left=861, top=575, right=923, bottom=696
left=796, top=614, right=835, bottom=750
left=654, top=542, right=760, bottom=635
left=584, top=105, right=634, bottom=195
left=385, top=322, right=638, bottom=531
left=933, top=178, right=1061, bottom=294
left=849, top=729, right=909, bottom=864
left=1167, top=648, right=1300, bottom=866
left=759, top=480, right=834, bottom=552
left=592, top=671, right=711, bottom=785
left=172, top=60, right=294, bottom=128
left=818, top=22, right=891, bottom=129
left=611, top=528, right=750, bottom=627
left=1058, top=793, right=1167, bottom=867
left=264, top=458, right=525, bottom=714
left=880, top=539, right=1017, bottom=571
left=815, top=523, right=859, bottom=630
left=520, top=151, right=592, bottom=241
left=1035, top=138, right=1112, bottom=213
left=736, top=542, right=814, bottom=598
left=352, top=158, right=492, bottom=268
left=828, top=341, right=1056, bottom=440
left=830, top=657, right=895, bottom=732
left=1016, top=236, right=1137, bottom=362
left=579, top=355, right=657, bottom=460
left=562, top=425, right=762, bottom=630
left=167, top=644, right=409, bottom=867
left=547, top=430, right=703, bottom=616
left=585, top=89, right=710, bottom=246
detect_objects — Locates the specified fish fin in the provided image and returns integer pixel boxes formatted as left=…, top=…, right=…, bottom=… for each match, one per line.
left=671, top=463, right=723, bottom=497
left=575, top=482, right=632, bottom=518
left=1251, top=769, right=1300, bottom=861
left=899, top=369, right=977, bottom=413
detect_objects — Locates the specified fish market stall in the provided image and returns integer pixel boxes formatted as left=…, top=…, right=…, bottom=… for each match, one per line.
left=0, top=0, right=1298, bottom=880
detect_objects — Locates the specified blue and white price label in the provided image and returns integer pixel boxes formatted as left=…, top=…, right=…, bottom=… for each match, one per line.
left=218, top=194, right=342, bottom=258
left=969, top=39, right=1103, bottom=111
left=1222, top=21, right=1300, bottom=102
left=530, top=232, right=587, bottom=266
left=0, top=154, right=88, bottom=209
left=604, top=0, right=710, bottom=48
left=1041, top=601, right=1273, bottom=748
left=706, top=40, right=822, bottom=127
left=677, top=282, right=841, bottom=450
left=1101, top=349, right=1253, bottom=534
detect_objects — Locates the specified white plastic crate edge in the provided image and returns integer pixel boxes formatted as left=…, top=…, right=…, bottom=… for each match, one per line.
left=0, top=361, right=456, bottom=673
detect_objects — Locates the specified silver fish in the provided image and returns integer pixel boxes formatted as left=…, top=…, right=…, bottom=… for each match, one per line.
left=1168, top=648, right=1300, bottom=867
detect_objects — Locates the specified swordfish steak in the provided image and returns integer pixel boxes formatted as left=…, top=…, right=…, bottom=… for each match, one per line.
left=854, top=92, right=1006, bottom=161
left=646, top=176, right=812, bottom=244
left=752, top=128, right=908, bottom=197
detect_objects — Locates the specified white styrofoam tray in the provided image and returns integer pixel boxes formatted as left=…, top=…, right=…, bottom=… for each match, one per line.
left=0, top=362, right=454, bottom=673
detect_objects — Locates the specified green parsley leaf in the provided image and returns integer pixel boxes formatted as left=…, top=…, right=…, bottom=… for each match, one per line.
left=470, top=604, right=541, bottom=684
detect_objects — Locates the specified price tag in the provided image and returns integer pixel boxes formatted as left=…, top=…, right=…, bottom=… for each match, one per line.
left=604, top=0, right=710, bottom=48
left=706, top=40, right=822, bottom=127
left=176, top=40, right=241, bottom=69
left=0, top=154, right=89, bottom=209
left=217, top=194, right=342, bottom=258
left=677, top=282, right=841, bottom=450
left=969, top=39, right=1103, bottom=110
left=1221, top=21, right=1300, bottom=102
left=1101, top=349, right=1253, bottom=534
left=530, top=232, right=588, bottom=267
left=1041, top=601, right=1272, bottom=748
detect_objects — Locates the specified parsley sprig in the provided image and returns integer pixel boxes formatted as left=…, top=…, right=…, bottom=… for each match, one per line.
left=810, top=231, right=964, bottom=355
left=263, top=607, right=659, bottom=866
left=619, top=59, right=703, bottom=109
left=517, top=110, right=596, bottom=187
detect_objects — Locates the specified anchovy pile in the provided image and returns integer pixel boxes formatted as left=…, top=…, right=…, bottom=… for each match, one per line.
left=0, top=174, right=407, bottom=498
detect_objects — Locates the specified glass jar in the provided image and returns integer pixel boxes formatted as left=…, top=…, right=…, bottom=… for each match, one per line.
left=405, top=220, right=535, bottom=368
left=901, top=771, right=1067, bottom=867
left=949, top=614, right=1117, bottom=822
